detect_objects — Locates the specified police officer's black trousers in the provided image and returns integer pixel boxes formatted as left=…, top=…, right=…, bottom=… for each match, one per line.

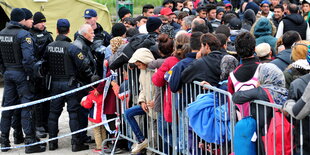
left=0, top=70, right=35, bottom=137
left=48, top=81, right=81, bottom=142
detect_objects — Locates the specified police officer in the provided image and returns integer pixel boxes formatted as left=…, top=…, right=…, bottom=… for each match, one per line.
left=0, top=8, right=46, bottom=153
left=29, top=11, right=53, bottom=138
left=74, top=9, right=111, bottom=47
left=44, top=19, right=93, bottom=151
left=10, top=7, right=34, bottom=146
left=73, top=24, right=97, bottom=144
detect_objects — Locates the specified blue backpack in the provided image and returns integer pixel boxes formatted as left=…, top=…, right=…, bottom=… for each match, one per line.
left=234, top=116, right=257, bottom=155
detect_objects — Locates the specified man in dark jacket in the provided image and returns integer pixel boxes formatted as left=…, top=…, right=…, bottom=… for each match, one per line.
left=109, top=17, right=162, bottom=70
left=272, top=5, right=284, bottom=28
left=169, top=32, right=203, bottom=93
left=276, top=3, right=310, bottom=40
left=29, top=11, right=53, bottom=138
left=181, top=33, right=224, bottom=86
left=271, top=31, right=301, bottom=71
left=74, top=9, right=111, bottom=47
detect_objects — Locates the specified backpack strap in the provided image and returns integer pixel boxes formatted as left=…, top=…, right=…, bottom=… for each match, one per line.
left=262, top=88, right=275, bottom=104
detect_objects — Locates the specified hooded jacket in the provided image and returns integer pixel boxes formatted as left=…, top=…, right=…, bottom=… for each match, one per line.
left=270, top=49, right=292, bottom=71
left=241, top=9, right=256, bottom=32
left=251, top=17, right=277, bottom=56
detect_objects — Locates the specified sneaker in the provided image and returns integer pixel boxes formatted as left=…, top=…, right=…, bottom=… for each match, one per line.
left=131, top=139, right=148, bottom=154
left=92, top=149, right=102, bottom=153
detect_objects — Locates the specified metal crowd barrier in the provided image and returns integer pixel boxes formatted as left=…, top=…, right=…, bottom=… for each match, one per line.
left=107, top=68, right=234, bottom=155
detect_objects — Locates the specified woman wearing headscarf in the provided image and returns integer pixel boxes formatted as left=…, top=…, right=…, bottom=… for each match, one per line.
left=232, top=63, right=288, bottom=154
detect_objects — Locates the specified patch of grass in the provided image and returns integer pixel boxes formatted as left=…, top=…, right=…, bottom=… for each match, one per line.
left=94, top=0, right=162, bottom=16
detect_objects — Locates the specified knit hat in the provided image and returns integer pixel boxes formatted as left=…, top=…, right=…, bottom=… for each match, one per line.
left=146, top=17, right=162, bottom=33
left=112, top=23, right=127, bottom=37
left=10, top=8, right=25, bottom=22
left=216, top=8, right=225, bottom=15
left=128, top=48, right=155, bottom=65
left=255, top=43, right=271, bottom=57
left=57, top=19, right=70, bottom=29
left=160, top=24, right=175, bottom=38
left=21, top=8, right=32, bottom=20
left=245, top=2, right=260, bottom=15
left=33, top=12, right=46, bottom=25
left=260, top=0, right=271, bottom=6
left=118, top=7, right=131, bottom=19
left=307, top=46, right=310, bottom=64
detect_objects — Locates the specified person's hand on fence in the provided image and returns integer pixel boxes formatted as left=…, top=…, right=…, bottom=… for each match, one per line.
left=200, top=81, right=210, bottom=89
left=141, top=102, right=149, bottom=113
left=94, top=89, right=99, bottom=96
left=147, top=100, right=155, bottom=109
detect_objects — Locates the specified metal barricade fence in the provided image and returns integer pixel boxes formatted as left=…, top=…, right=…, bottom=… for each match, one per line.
left=107, top=67, right=235, bottom=155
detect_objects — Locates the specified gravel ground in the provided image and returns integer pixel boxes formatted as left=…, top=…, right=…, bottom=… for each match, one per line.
left=0, top=86, right=130, bottom=155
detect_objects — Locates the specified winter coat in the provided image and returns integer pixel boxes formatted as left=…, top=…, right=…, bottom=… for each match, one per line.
left=285, top=73, right=310, bottom=155
left=81, top=90, right=103, bottom=123
left=181, top=51, right=224, bottom=86
left=270, top=49, right=292, bottom=71
left=169, top=52, right=197, bottom=93
left=251, top=17, right=277, bottom=56
left=109, top=33, right=160, bottom=70
left=152, top=56, right=180, bottom=122
left=276, top=14, right=309, bottom=40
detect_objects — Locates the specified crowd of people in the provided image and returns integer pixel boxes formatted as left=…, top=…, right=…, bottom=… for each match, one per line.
left=1, top=0, right=310, bottom=154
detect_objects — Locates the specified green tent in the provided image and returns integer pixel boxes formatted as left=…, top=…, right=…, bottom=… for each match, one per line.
left=0, top=0, right=112, bottom=39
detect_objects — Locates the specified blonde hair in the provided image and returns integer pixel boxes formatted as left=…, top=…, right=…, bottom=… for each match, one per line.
left=291, top=40, right=310, bottom=61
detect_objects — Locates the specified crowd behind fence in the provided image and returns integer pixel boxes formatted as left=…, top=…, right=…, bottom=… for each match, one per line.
left=0, top=67, right=308, bottom=155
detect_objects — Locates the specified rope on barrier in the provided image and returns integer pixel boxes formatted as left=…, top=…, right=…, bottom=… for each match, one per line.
left=0, top=73, right=117, bottom=112
left=0, top=118, right=117, bottom=150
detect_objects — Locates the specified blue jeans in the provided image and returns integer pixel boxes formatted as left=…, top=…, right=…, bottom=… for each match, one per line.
left=124, top=105, right=146, bottom=143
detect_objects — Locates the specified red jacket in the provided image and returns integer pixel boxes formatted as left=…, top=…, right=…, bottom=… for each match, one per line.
left=152, top=56, right=179, bottom=122
left=81, top=90, right=103, bottom=123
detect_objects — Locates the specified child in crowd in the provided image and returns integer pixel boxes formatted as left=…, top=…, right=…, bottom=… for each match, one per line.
left=124, top=48, right=156, bottom=154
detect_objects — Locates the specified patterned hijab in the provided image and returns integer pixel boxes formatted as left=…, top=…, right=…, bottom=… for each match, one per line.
left=258, top=63, right=288, bottom=105
left=220, top=55, right=239, bottom=81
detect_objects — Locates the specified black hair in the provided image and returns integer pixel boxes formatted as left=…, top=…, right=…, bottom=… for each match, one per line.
left=282, top=30, right=301, bottom=49
left=142, top=4, right=154, bottom=13
left=288, top=3, right=298, bottom=14
left=274, top=4, right=284, bottom=11
left=126, top=28, right=139, bottom=38
left=221, top=13, right=237, bottom=25
left=192, top=23, right=209, bottom=33
left=200, top=33, right=221, bottom=51
left=123, top=17, right=136, bottom=26
left=190, top=32, right=203, bottom=51
left=206, top=4, right=217, bottom=13
left=215, top=25, right=231, bottom=38
left=135, top=16, right=148, bottom=23
left=235, top=32, right=256, bottom=58
left=215, top=33, right=228, bottom=47
left=58, top=27, right=69, bottom=35
left=196, top=6, right=207, bottom=13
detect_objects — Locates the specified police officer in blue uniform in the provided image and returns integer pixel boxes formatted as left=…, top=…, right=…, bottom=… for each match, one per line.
left=44, top=19, right=93, bottom=152
left=10, top=7, right=34, bottom=145
left=0, top=8, right=46, bottom=153
left=29, top=11, right=53, bottom=138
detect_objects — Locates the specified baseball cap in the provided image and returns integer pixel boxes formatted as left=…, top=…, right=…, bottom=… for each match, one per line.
left=83, top=9, right=97, bottom=18
left=255, top=43, right=271, bottom=57
left=57, top=19, right=70, bottom=28
left=225, top=3, right=232, bottom=8
left=160, top=7, right=174, bottom=16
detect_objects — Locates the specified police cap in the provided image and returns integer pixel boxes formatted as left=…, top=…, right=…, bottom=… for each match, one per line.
left=83, top=9, right=97, bottom=18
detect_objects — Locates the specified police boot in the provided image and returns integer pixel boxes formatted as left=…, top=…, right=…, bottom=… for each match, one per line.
left=71, top=138, right=89, bottom=152
left=0, top=134, right=10, bottom=152
left=13, top=129, right=24, bottom=144
left=24, top=136, right=46, bottom=154
left=48, top=139, right=58, bottom=151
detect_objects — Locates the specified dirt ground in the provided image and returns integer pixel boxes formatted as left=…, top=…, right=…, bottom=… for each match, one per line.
left=0, top=86, right=130, bottom=155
